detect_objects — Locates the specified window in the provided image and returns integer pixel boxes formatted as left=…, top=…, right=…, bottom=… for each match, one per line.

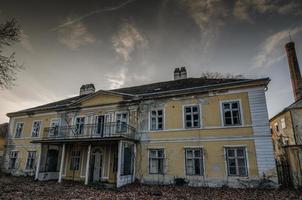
left=31, top=121, right=41, bottom=137
left=274, top=123, right=279, bottom=132
left=185, top=148, right=204, bottom=176
left=75, top=117, right=85, bottom=135
left=49, top=118, right=61, bottom=136
left=70, top=151, right=81, bottom=171
left=150, top=109, right=164, bottom=131
left=116, top=113, right=127, bottom=132
left=281, top=118, right=286, bottom=129
left=222, top=101, right=242, bottom=126
left=9, top=151, right=18, bottom=169
left=226, top=147, right=248, bottom=176
left=25, top=151, right=36, bottom=170
left=121, top=143, right=134, bottom=175
left=184, top=105, right=200, bottom=128
left=149, top=149, right=164, bottom=174
left=15, top=123, right=24, bottom=138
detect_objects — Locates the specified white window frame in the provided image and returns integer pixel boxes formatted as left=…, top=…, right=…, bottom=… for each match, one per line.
left=74, top=116, right=86, bottom=135
left=115, top=112, right=128, bottom=133
left=184, top=148, right=204, bottom=176
left=25, top=151, right=36, bottom=170
left=14, top=122, right=24, bottom=138
left=70, top=150, right=81, bottom=171
left=220, top=99, right=244, bottom=127
left=9, top=151, right=18, bottom=169
left=148, top=149, right=165, bottom=174
left=49, top=118, right=61, bottom=136
left=149, top=108, right=164, bottom=131
left=31, top=120, right=42, bottom=138
left=225, top=146, right=248, bottom=177
left=183, top=104, right=201, bottom=129
left=281, top=118, right=286, bottom=129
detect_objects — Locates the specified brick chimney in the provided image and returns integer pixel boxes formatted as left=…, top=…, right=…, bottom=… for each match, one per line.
left=174, top=68, right=180, bottom=80
left=80, top=84, right=95, bottom=96
left=285, top=41, right=302, bottom=101
left=174, top=67, right=187, bottom=80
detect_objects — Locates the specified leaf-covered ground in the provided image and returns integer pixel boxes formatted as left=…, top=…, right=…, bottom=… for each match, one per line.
left=0, top=174, right=301, bottom=200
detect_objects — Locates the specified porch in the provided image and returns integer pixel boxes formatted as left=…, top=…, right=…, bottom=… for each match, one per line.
left=34, top=140, right=136, bottom=188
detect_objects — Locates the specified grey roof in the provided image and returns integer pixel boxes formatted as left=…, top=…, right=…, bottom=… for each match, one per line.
left=111, top=77, right=251, bottom=96
left=270, top=98, right=302, bottom=121
left=7, top=77, right=269, bottom=116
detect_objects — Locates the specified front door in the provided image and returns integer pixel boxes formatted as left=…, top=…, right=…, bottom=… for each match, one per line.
left=47, top=149, right=58, bottom=172
left=90, top=149, right=103, bottom=182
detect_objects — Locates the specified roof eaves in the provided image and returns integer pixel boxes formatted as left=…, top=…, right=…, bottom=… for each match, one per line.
left=136, top=78, right=269, bottom=97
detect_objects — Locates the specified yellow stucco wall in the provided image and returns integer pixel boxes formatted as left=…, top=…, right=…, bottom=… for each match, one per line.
left=137, top=140, right=258, bottom=179
left=165, top=92, right=252, bottom=129
left=80, top=93, right=124, bottom=107
left=6, top=90, right=261, bottom=183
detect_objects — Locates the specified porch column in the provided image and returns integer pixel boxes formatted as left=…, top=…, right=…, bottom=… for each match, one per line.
left=58, top=143, right=66, bottom=183
left=133, top=143, right=137, bottom=182
left=85, top=144, right=91, bottom=185
left=117, top=140, right=123, bottom=188
left=35, top=144, right=42, bottom=180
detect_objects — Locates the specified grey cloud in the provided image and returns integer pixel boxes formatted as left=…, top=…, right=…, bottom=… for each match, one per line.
left=57, top=17, right=96, bottom=50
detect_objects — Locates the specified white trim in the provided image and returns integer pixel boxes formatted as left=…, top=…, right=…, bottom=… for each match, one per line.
left=14, top=122, right=24, bottom=138
left=30, top=120, right=42, bottom=138
left=85, top=144, right=91, bottom=185
left=141, top=134, right=270, bottom=143
left=35, top=145, right=42, bottom=180
left=58, top=144, right=65, bottom=183
left=219, top=99, right=244, bottom=127
left=183, top=147, right=205, bottom=177
left=148, top=107, right=165, bottom=131
left=107, top=144, right=111, bottom=178
left=182, top=103, right=202, bottom=129
left=141, top=125, right=252, bottom=133
left=224, top=145, right=249, bottom=177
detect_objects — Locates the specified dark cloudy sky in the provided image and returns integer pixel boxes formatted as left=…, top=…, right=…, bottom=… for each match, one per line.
left=0, top=0, right=302, bottom=123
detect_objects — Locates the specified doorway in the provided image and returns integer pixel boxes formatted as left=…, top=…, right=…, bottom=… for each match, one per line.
left=89, top=148, right=103, bottom=182
left=46, top=149, right=58, bottom=172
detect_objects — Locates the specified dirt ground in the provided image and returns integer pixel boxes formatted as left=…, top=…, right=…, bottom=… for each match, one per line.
left=0, top=174, right=301, bottom=200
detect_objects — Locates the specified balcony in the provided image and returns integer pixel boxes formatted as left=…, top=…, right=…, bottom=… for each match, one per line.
left=34, top=122, right=137, bottom=143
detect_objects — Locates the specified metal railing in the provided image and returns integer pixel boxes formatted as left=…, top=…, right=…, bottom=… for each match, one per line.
left=40, top=122, right=136, bottom=140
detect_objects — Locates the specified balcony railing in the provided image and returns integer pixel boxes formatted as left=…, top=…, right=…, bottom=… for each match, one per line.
left=40, top=122, right=136, bottom=141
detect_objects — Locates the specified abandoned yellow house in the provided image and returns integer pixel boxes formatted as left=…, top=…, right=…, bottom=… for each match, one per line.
left=270, top=41, right=302, bottom=188
left=2, top=68, right=277, bottom=187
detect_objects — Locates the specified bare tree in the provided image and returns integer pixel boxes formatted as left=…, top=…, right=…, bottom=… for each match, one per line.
left=201, top=71, right=244, bottom=79
left=0, top=18, right=23, bottom=89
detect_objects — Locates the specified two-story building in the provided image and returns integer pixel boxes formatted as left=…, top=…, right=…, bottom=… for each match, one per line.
left=2, top=68, right=277, bottom=187
left=270, top=41, right=302, bottom=188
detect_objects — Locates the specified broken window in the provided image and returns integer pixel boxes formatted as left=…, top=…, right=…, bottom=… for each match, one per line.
left=149, top=149, right=164, bottom=174
left=49, top=118, right=61, bottom=136
left=75, top=117, right=85, bottom=135
left=184, top=105, right=200, bottom=128
left=70, top=150, right=81, bottom=171
left=31, top=121, right=41, bottom=137
left=9, top=151, right=18, bottom=169
left=116, top=113, right=127, bottom=133
left=150, top=109, right=164, bottom=131
left=226, top=147, right=248, bottom=176
left=222, top=101, right=241, bottom=126
left=25, top=151, right=36, bottom=170
left=185, top=148, right=204, bottom=176
left=281, top=118, right=286, bottom=129
left=15, top=123, right=24, bottom=138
